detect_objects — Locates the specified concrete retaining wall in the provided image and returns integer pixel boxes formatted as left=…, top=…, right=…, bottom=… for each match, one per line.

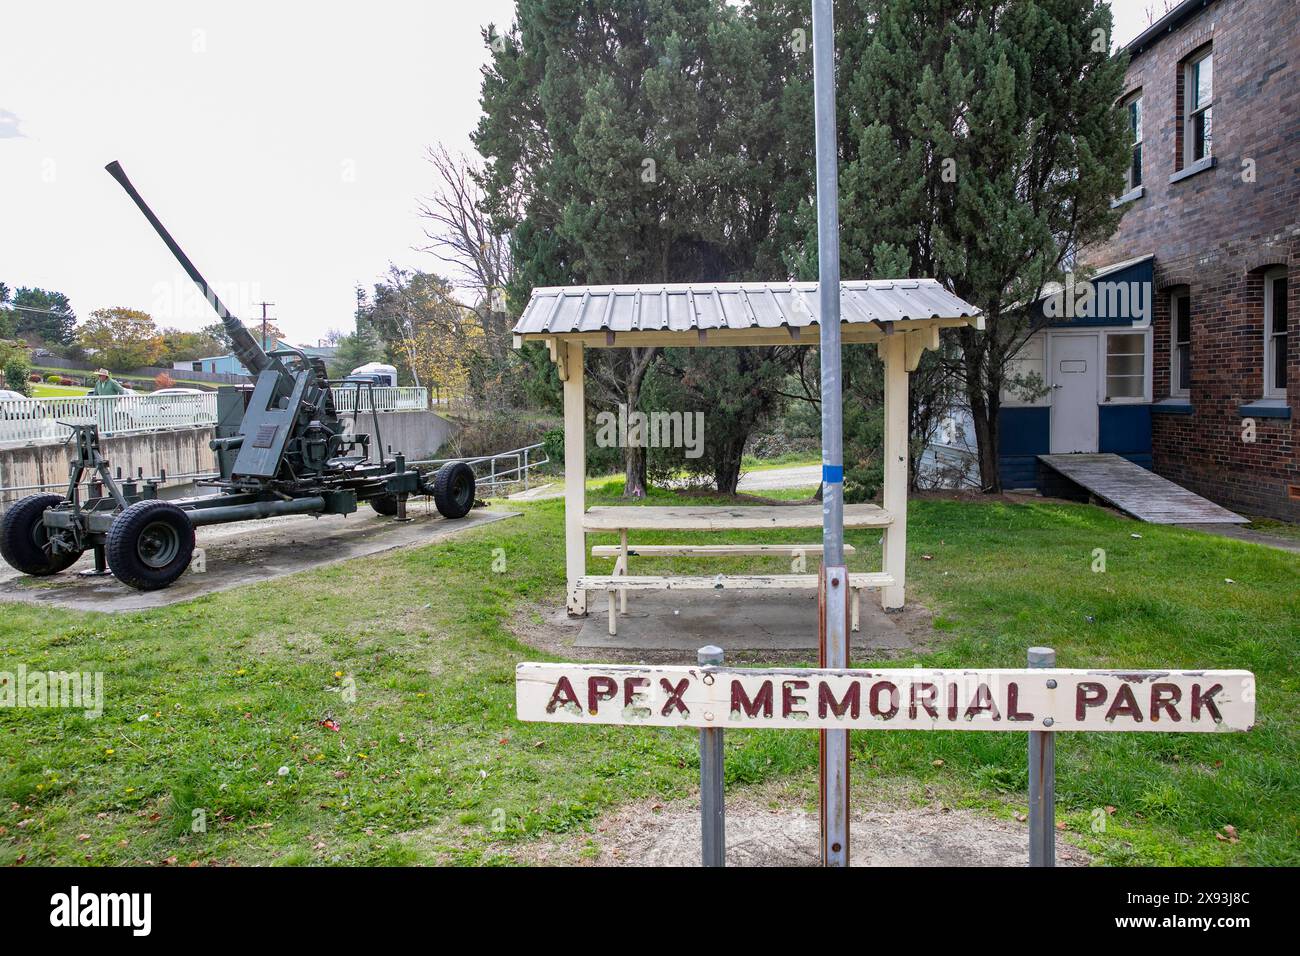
left=0, top=426, right=217, bottom=508
left=346, top=409, right=454, bottom=461
left=0, top=410, right=455, bottom=509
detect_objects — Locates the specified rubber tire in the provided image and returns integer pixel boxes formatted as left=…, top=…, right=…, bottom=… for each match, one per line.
left=107, top=500, right=195, bottom=591
left=369, top=494, right=399, bottom=517
left=0, top=493, right=81, bottom=575
left=432, top=462, right=476, bottom=519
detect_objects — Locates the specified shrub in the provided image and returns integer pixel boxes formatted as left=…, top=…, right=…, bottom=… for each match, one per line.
left=4, top=358, right=32, bottom=397
left=47, top=373, right=62, bottom=383
left=541, top=428, right=564, bottom=468
left=29, top=373, right=42, bottom=383
left=154, top=371, right=175, bottom=389
left=59, top=377, right=76, bottom=386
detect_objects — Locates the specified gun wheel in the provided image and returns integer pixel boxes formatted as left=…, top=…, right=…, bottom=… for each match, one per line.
left=107, top=500, right=195, bottom=591
left=369, top=494, right=400, bottom=517
left=0, top=493, right=82, bottom=575
left=432, top=462, right=476, bottom=519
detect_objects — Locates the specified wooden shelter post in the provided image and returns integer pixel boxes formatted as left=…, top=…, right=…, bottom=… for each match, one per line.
left=881, top=333, right=908, bottom=609
left=558, top=339, right=588, bottom=616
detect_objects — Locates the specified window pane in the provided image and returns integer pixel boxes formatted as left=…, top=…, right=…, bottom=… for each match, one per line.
left=1197, top=55, right=1212, bottom=106
left=1178, top=344, right=1191, bottom=389
left=1192, top=110, right=1212, bottom=161
left=1107, top=376, right=1145, bottom=399
left=1108, top=333, right=1144, bottom=355
left=1176, top=310, right=1190, bottom=343
left=1131, top=143, right=1143, bottom=187
left=1275, top=334, right=1288, bottom=390
left=1272, top=277, right=1289, bottom=333
left=1106, top=334, right=1145, bottom=399
left=1108, top=354, right=1144, bottom=376
left=1130, top=98, right=1142, bottom=141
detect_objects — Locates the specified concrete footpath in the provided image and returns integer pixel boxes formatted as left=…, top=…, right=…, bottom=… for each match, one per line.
left=0, top=505, right=516, bottom=613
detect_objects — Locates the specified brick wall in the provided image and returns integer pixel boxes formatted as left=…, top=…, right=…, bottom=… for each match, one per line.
left=1083, top=0, right=1300, bottom=520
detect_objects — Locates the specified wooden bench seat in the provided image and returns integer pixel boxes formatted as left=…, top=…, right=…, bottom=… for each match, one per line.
left=582, top=503, right=891, bottom=531
left=580, top=572, right=894, bottom=636
left=579, top=503, right=891, bottom=636
left=590, top=543, right=857, bottom=558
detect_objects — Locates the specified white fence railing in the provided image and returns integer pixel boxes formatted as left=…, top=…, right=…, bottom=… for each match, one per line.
left=0, top=385, right=430, bottom=444
left=334, top=386, right=428, bottom=413
left=0, top=393, right=218, bottom=444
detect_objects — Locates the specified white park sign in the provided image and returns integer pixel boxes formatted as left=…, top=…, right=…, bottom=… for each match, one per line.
left=516, top=663, right=1256, bottom=733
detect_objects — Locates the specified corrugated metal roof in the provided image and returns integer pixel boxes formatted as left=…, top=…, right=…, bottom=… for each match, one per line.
left=514, top=280, right=980, bottom=336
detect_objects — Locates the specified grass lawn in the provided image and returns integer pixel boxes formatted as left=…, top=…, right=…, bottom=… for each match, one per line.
left=29, top=383, right=91, bottom=398
left=1, top=485, right=1296, bottom=866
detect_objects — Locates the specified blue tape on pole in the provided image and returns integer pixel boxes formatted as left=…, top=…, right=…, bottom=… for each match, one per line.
left=822, top=464, right=844, bottom=484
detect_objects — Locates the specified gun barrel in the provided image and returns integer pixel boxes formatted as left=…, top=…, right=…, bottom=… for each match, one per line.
left=105, top=161, right=270, bottom=375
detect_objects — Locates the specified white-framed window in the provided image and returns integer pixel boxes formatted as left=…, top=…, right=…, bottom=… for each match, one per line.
left=1264, top=268, right=1288, bottom=398
left=1104, top=329, right=1150, bottom=402
left=1124, top=92, right=1143, bottom=190
left=1184, top=48, right=1213, bottom=165
left=1170, top=290, right=1191, bottom=397
left=1002, top=333, right=1049, bottom=406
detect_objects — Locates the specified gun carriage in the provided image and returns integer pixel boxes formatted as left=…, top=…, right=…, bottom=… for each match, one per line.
left=0, top=162, right=476, bottom=590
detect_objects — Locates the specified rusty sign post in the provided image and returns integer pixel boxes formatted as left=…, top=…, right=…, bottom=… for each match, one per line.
left=517, top=659, right=1255, bottom=866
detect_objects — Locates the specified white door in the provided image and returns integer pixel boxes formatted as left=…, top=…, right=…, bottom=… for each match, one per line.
left=1049, top=333, right=1099, bottom=453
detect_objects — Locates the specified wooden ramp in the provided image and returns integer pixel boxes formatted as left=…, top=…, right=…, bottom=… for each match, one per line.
left=1037, top=454, right=1248, bottom=524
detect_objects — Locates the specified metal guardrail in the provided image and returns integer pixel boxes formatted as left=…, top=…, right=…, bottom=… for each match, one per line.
left=411, top=442, right=549, bottom=493
left=0, top=387, right=431, bottom=444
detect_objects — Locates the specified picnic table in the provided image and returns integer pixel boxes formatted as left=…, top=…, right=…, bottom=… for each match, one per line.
left=581, top=503, right=895, bottom=635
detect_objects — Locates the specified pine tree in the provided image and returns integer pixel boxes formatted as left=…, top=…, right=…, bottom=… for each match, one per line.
left=476, top=0, right=812, bottom=495
left=832, top=0, right=1130, bottom=489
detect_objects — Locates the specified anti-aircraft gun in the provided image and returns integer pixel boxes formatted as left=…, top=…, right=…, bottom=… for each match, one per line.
left=0, top=161, right=476, bottom=591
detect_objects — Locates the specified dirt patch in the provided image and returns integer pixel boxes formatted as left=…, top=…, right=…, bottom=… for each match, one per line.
left=510, top=597, right=935, bottom=665
left=508, top=776, right=1090, bottom=867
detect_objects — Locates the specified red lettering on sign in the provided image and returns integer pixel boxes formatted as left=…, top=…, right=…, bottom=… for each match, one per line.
left=1191, top=683, right=1224, bottom=722
left=946, top=683, right=959, bottom=721
left=818, top=682, right=860, bottom=719
left=869, top=681, right=899, bottom=719
left=1076, top=682, right=1107, bottom=720
left=783, top=680, right=810, bottom=718
left=623, top=677, right=650, bottom=707
left=909, top=682, right=938, bottom=720
left=964, top=683, right=1001, bottom=721
left=660, top=677, right=690, bottom=717
left=1150, top=683, right=1182, bottom=722
left=1105, top=683, right=1143, bottom=722
left=545, top=676, right=581, bottom=714
left=587, top=676, right=617, bottom=714
left=1007, top=682, right=1033, bottom=722
left=731, top=680, right=774, bottom=718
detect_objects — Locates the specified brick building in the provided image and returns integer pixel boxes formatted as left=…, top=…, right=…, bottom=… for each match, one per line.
left=1079, top=0, right=1299, bottom=519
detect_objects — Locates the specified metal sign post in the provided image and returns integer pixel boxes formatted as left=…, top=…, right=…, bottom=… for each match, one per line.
left=698, top=645, right=726, bottom=867
left=811, top=0, right=849, bottom=868
left=1027, top=646, right=1057, bottom=866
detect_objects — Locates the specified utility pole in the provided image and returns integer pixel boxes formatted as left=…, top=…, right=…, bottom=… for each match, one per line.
left=256, top=301, right=276, bottom=351
left=812, top=0, right=849, bottom=867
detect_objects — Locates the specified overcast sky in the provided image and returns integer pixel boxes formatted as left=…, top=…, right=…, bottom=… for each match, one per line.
left=0, top=0, right=1156, bottom=345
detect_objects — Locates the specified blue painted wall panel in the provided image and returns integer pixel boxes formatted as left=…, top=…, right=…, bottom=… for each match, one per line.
left=998, top=407, right=1050, bottom=488
left=1099, top=404, right=1152, bottom=455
